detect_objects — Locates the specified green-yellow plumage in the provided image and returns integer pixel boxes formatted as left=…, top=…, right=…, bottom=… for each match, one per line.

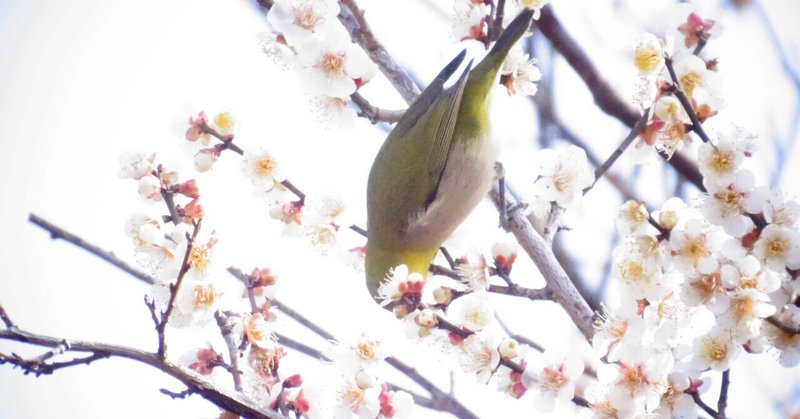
left=366, top=9, right=535, bottom=299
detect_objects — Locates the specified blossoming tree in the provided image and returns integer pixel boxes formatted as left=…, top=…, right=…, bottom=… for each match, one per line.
left=2, top=0, right=799, bottom=418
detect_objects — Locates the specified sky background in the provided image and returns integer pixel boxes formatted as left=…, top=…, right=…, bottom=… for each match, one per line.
left=1, top=0, right=799, bottom=418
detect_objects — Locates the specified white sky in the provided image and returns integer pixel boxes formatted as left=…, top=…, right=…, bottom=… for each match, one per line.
left=1, top=0, right=799, bottom=418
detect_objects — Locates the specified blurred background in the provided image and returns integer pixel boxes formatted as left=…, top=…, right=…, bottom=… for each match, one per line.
left=1, top=0, right=799, bottom=417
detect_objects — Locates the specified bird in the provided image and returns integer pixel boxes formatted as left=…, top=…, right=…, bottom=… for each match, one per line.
left=365, top=8, right=535, bottom=299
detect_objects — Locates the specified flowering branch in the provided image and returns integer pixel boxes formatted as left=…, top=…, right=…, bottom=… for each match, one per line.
left=663, top=56, right=712, bottom=144
left=157, top=219, right=203, bottom=359
left=491, top=184, right=595, bottom=341
left=537, top=5, right=705, bottom=190
left=0, top=308, right=287, bottom=419
left=214, top=310, right=244, bottom=391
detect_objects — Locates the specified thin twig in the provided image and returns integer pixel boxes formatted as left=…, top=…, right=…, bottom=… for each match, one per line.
left=0, top=305, right=14, bottom=328
left=494, top=314, right=545, bottom=352
left=536, top=5, right=705, bottom=190
left=157, top=219, right=203, bottom=358
left=691, top=391, right=719, bottom=418
left=765, top=315, right=800, bottom=335
left=585, top=108, right=651, bottom=194
left=350, top=92, right=405, bottom=124
left=29, top=213, right=156, bottom=285
left=214, top=311, right=243, bottom=391
left=663, top=57, right=711, bottom=144
left=160, top=388, right=194, bottom=399
left=338, top=0, right=421, bottom=103
left=717, top=369, right=729, bottom=418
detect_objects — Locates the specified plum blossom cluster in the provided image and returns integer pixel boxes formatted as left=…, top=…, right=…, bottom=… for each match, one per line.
left=258, top=0, right=377, bottom=124
left=453, top=0, right=543, bottom=97
left=324, top=334, right=413, bottom=418
left=377, top=239, right=586, bottom=413
left=583, top=11, right=800, bottom=416
left=119, top=144, right=322, bottom=417
left=631, top=6, right=724, bottom=159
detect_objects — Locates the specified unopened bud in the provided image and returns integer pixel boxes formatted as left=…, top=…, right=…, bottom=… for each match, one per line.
left=498, top=337, right=519, bottom=359
left=492, top=241, right=517, bottom=273
left=355, top=370, right=375, bottom=390
left=433, top=287, right=454, bottom=305
left=283, top=374, right=303, bottom=388
left=416, top=309, right=438, bottom=328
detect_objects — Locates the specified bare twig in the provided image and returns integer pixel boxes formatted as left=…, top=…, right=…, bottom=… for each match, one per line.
left=29, top=213, right=155, bottom=285
left=691, top=390, right=719, bottom=418
left=338, top=0, right=421, bottom=103
left=585, top=108, right=651, bottom=193
left=717, top=369, right=730, bottom=418
left=1, top=351, right=110, bottom=377
left=0, top=305, right=14, bottom=328
left=214, top=311, right=243, bottom=391
left=160, top=387, right=194, bottom=399
left=350, top=92, right=405, bottom=124
left=494, top=314, right=545, bottom=352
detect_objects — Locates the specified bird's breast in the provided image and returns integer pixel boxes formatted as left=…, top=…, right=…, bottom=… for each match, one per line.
left=406, top=137, right=496, bottom=247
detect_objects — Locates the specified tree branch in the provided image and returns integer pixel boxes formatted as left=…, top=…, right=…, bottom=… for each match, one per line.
left=29, top=213, right=155, bottom=285
left=490, top=184, right=595, bottom=341
left=536, top=5, right=705, bottom=190
left=0, top=308, right=287, bottom=419
left=214, top=311, right=243, bottom=391
left=717, top=369, right=729, bottom=418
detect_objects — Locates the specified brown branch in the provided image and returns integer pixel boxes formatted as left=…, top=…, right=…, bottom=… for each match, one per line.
left=350, top=92, right=405, bottom=124
left=0, top=308, right=286, bottom=419
left=691, top=390, right=719, bottom=418
left=1, top=351, right=110, bottom=377
left=536, top=5, right=704, bottom=190
left=157, top=219, right=203, bottom=358
left=663, top=57, right=711, bottom=144
left=338, top=0, right=421, bottom=104
left=491, top=184, right=595, bottom=341
left=585, top=108, right=651, bottom=194
left=29, top=213, right=156, bottom=285
left=214, top=311, right=243, bottom=391
left=0, top=305, right=14, bottom=328
left=766, top=315, right=800, bottom=335
left=717, top=369, right=729, bottom=418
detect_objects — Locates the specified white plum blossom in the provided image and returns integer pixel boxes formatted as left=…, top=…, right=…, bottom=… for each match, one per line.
left=680, top=268, right=729, bottom=313
left=241, top=149, right=281, bottom=193
left=453, top=0, right=488, bottom=41
left=333, top=371, right=381, bottom=419
left=297, top=30, right=375, bottom=99
left=653, top=197, right=690, bottom=231
left=752, top=224, right=800, bottom=271
left=328, top=333, right=387, bottom=376
left=717, top=288, right=775, bottom=340
left=459, top=334, right=500, bottom=383
left=615, top=200, right=651, bottom=236
left=456, top=291, right=492, bottom=331
left=720, top=255, right=781, bottom=294
left=601, top=350, right=673, bottom=414
left=672, top=53, right=721, bottom=103
left=697, top=138, right=745, bottom=190
left=311, top=95, right=357, bottom=128
left=456, top=252, right=491, bottom=291
left=688, top=327, right=741, bottom=371
left=118, top=151, right=156, bottom=179
left=643, top=288, right=694, bottom=349
left=501, top=45, right=541, bottom=96
left=700, top=170, right=756, bottom=237
left=763, top=305, right=800, bottom=367
left=762, top=188, right=800, bottom=228
left=531, top=145, right=594, bottom=209
left=170, top=280, right=221, bottom=327
left=267, top=0, right=340, bottom=46
left=125, top=213, right=164, bottom=248
left=137, top=174, right=162, bottom=202
left=612, top=236, right=666, bottom=301
left=668, top=219, right=720, bottom=273
left=633, top=32, right=664, bottom=75
left=521, top=351, right=584, bottom=412
left=653, top=372, right=698, bottom=419
left=592, top=303, right=646, bottom=362
left=244, top=312, right=277, bottom=349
